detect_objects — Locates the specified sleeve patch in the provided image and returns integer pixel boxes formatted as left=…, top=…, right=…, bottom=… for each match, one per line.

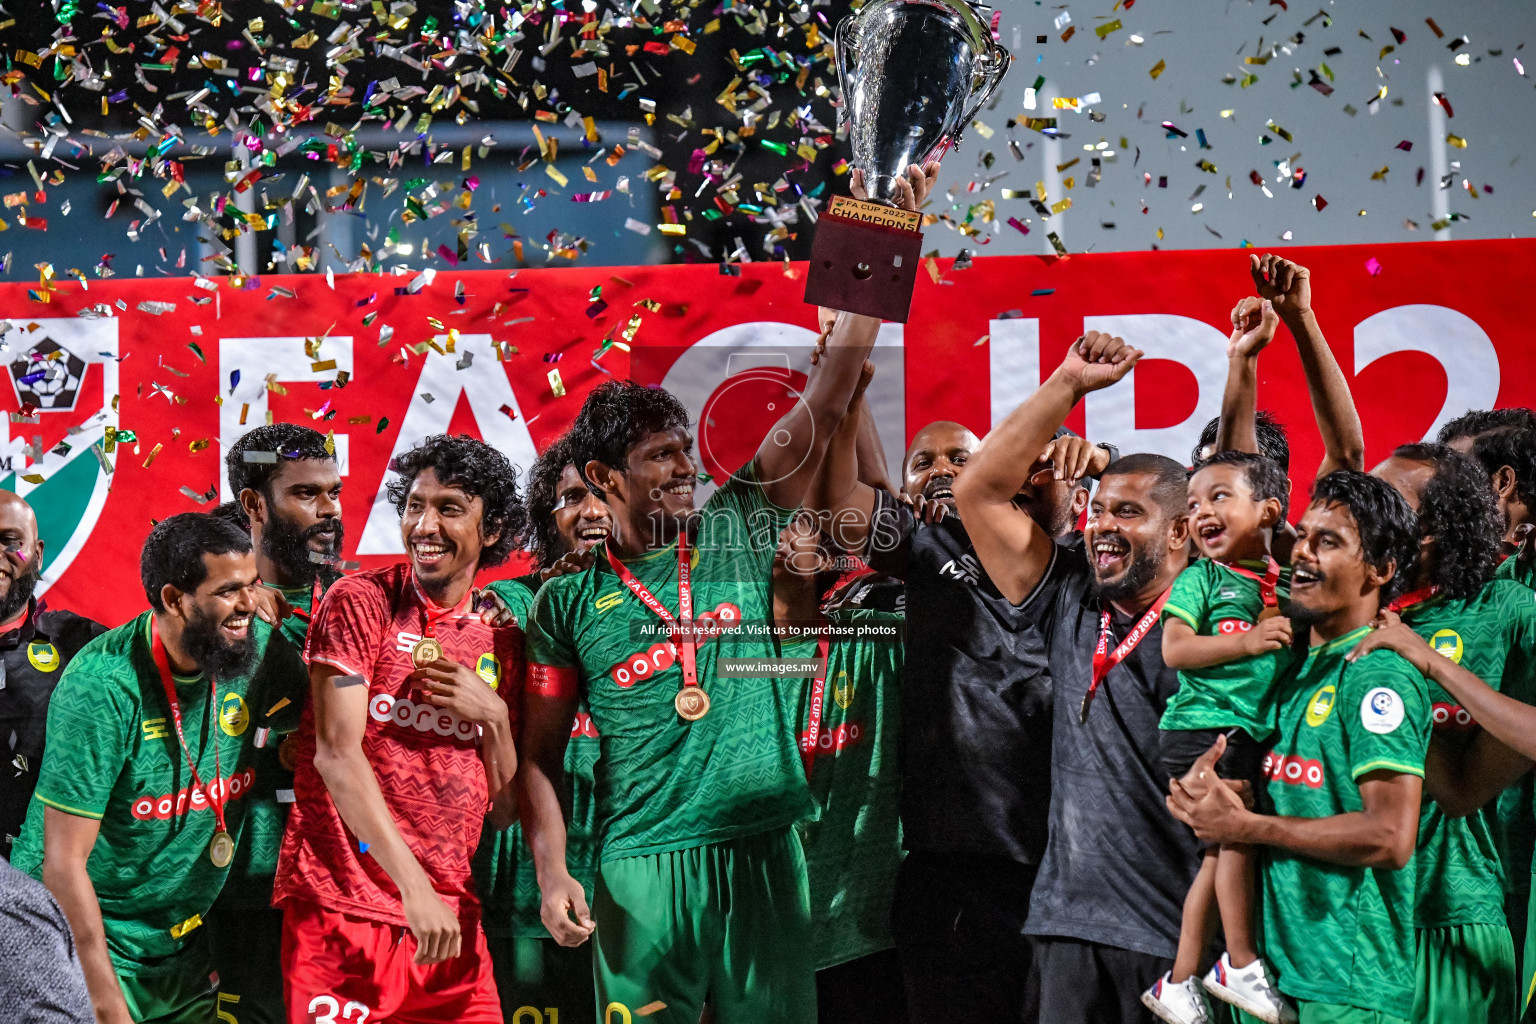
left=527, top=662, right=580, bottom=700
left=1360, top=687, right=1406, bottom=735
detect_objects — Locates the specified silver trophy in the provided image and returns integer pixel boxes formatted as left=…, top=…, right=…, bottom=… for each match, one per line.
left=835, top=0, right=1011, bottom=205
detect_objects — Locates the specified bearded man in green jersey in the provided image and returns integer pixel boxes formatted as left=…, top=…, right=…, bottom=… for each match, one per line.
left=477, top=433, right=611, bottom=1024
left=1365, top=443, right=1536, bottom=1024
left=206, top=423, right=344, bottom=1024
left=13, top=513, right=306, bottom=1024
left=520, top=303, right=886, bottom=1024
left=1470, top=425, right=1536, bottom=590
left=1169, top=470, right=1428, bottom=1024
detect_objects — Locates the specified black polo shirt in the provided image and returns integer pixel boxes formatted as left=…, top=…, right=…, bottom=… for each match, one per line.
left=0, top=602, right=107, bottom=856
left=866, top=488, right=1055, bottom=865
left=1018, top=540, right=1199, bottom=959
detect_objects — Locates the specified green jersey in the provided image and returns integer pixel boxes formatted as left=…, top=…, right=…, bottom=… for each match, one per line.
left=1496, top=548, right=1536, bottom=592
left=1160, top=558, right=1294, bottom=738
left=526, top=462, right=811, bottom=861
left=214, top=581, right=324, bottom=907
left=782, top=607, right=904, bottom=970
left=1262, top=626, right=1431, bottom=1018
left=1402, top=582, right=1536, bottom=931
left=475, top=573, right=602, bottom=938
left=11, top=612, right=305, bottom=972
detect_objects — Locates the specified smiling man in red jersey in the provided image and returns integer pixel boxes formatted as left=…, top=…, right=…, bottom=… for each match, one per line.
left=275, top=434, right=527, bottom=1024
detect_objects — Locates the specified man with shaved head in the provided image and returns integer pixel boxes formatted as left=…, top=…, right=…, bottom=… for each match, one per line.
left=811, top=409, right=1113, bottom=1023
left=0, top=490, right=105, bottom=858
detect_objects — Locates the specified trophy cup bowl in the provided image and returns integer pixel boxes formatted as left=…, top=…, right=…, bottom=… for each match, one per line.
left=835, top=0, right=1011, bottom=205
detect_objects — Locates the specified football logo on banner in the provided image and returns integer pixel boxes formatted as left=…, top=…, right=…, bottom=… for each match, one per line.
left=0, top=318, right=119, bottom=598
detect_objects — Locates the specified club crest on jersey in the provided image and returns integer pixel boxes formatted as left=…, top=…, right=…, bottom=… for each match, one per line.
left=476, top=653, right=501, bottom=689
left=219, top=692, right=249, bottom=737
left=26, top=641, right=59, bottom=672
left=1429, top=629, right=1464, bottom=664
left=833, top=671, right=855, bottom=710
left=1361, top=687, right=1406, bottom=735
left=1305, top=685, right=1336, bottom=727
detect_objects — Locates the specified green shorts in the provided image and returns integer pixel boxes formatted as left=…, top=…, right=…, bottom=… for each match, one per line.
left=1414, top=922, right=1516, bottom=1024
left=205, top=901, right=285, bottom=1024
left=487, top=933, right=597, bottom=1024
left=1296, top=1002, right=1409, bottom=1024
left=118, top=936, right=219, bottom=1024
left=593, top=827, right=815, bottom=1024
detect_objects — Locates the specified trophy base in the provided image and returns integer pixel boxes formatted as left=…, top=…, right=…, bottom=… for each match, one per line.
left=804, top=197, right=924, bottom=323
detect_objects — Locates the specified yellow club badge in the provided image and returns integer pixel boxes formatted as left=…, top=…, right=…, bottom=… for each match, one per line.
left=476, top=653, right=502, bottom=689
left=26, top=641, right=59, bottom=672
left=219, top=692, right=250, bottom=737
left=833, top=671, right=854, bottom=710
left=1305, top=685, right=1336, bottom=727
left=1429, top=629, right=1464, bottom=664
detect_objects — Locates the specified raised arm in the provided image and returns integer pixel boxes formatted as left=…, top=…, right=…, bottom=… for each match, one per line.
left=854, top=381, right=896, bottom=494
left=516, top=688, right=595, bottom=947
left=954, top=331, right=1142, bottom=604
left=805, top=360, right=881, bottom=556
left=1214, top=296, right=1279, bottom=457
left=40, top=808, right=132, bottom=1024
left=309, top=664, right=462, bottom=964
left=1251, top=254, right=1365, bottom=478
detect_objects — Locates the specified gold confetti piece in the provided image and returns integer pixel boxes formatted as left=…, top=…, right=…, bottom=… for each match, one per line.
left=1243, top=56, right=1269, bottom=65
left=636, top=1002, right=668, bottom=1016
left=925, top=257, right=942, bottom=283
left=310, top=360, right=337, bottom=372
left=1265, top=121, right=1293, bottom=142
left=548, top=369, right=566, bottom=397
left=1371, top=166, right=1389, bottom=180
left=1150, top=60, right=1166, bottom=79
left=21, top=473, right=43, bottom=484
left=267, top=697, right=292, bottom=717
left=1095, top=19, right=1122, bottom=39
left=1446, top=133, right=1467, bottom=149
left=1051, top=197, right=1072, bottom=214
left=546, top=165, right=569, bottom=187
left=142, top=443, right=164, bottom=468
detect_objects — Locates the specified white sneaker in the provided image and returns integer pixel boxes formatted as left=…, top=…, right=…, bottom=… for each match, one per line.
left=1202, top=953, right=1297, bottom=1024
left=1142, top=971, right=1213, bottom=1024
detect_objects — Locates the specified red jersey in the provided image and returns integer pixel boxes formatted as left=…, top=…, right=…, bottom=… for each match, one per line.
left=274, top=563, right=523, bottom=926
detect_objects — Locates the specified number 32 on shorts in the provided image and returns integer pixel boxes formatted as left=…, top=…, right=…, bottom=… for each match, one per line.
left=307, top=995, right=371, bottom=1024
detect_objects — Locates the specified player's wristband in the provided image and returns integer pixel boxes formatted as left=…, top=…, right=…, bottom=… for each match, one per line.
left=527, top=663, right=579, bottom=700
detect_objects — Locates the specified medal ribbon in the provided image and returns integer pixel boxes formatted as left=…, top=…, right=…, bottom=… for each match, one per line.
left=1218, top=556, right=1282, bottom=607
left=801, top=625, right=833, bottom=775
left=1081, top=588, right=1171, bottom=723
left=1387, top=584, right=1441, bottom=615
left=149, top=617, right=228, bottom=839
left=605, top=539, right=699, bottom=692
left=285, top=577, right=325, bottom=624
left=413, top=576, right=471, bottom=639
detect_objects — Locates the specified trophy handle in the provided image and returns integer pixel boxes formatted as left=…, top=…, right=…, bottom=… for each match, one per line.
left=955, top=42, right=1011, bottom=136
left=834, top=17, right=858, bottom=133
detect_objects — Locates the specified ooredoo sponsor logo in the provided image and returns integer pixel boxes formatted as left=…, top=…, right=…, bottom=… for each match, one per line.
left=1431, top=701, right=1475, bottom=732
left=131, top=769, right=256, bottom=820
left=1262, top=752, right=1324, bottom=789
left=607, top=601, right=743, bottom=688
left=1215, top=619, right=1254, bottom=635
left=799, top=720, right=865, bottom=759
left=369, top=692, right=478, bottom=742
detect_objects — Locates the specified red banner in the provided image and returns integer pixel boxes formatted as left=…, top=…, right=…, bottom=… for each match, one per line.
left=7, top=238, right=1532, bottom=627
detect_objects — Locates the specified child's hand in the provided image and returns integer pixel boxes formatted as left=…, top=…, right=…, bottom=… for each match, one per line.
left=1241, top=615, right=1293, bottom=656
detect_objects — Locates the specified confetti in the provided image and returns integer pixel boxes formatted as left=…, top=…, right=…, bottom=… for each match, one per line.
left=1364, top=257, right=1383, bottom=276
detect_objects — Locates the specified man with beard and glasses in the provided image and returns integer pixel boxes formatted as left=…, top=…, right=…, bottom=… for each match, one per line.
left=521, top=305, right=886, bottom=1024
left=476, top=434, right=610, bottom=1024
left=11, top=513, right=306, bottom=1024
left=1362, top=443, right=1536, bottom=1024
left=204, top=423, right=345, bottom=1024
left=806, top=396, right=1109, bottom=1020
left=1169, top=471, right=1428, bottom=1024
left=275, top=434, right=524, bottom=1024
left=956, top=332, right=1208, bottom=1024
left=0, top=490, right=106, bottom=858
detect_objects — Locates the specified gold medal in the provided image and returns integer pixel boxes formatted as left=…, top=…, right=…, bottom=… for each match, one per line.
left=412, top=637, right=444, bottom=666
left=674, top=687, right=710, bottom=721
left=209, top=830, right=235, bottom=869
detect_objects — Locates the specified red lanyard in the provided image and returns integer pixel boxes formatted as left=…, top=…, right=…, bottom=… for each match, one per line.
left=1388, top=585, right=1441, bottom=615
left=801, top=626, right=833, bottom=775
left=418, top=589, right=464, bottom=638
left=149, top=617, right=228, bottom=837
left=1081, top=588, right=1170, bottom=724
left=285, top=577, right=325, bottom=624
left=605, top=539, right=699, bottom=691
left=1219, top=557, right=1282, bottom=607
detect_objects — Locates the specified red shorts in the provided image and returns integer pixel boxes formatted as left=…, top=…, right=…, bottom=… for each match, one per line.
left=281, top=898, right=501, bottom=1024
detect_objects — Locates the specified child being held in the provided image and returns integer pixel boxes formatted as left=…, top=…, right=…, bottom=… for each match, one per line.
left=1142, top=449, right=1297, bottom=1024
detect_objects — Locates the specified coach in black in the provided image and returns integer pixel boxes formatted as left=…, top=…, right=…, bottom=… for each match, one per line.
left=0, top=491, right=107, bottom=856
left=814, top=406, right=1110, bottom=1021
left=956, top=331, right=1200, bottom=1024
